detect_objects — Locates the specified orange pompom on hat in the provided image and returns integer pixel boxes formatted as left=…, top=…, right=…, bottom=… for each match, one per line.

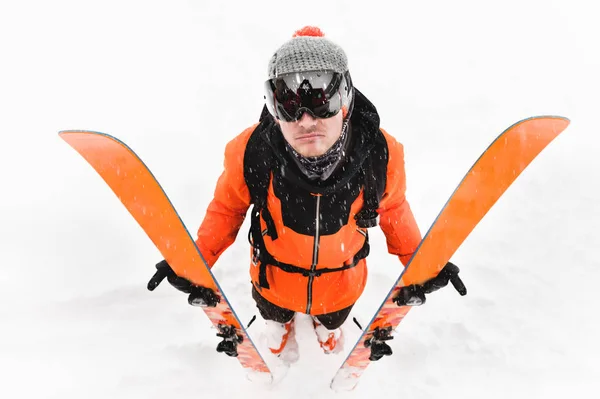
left=267, top=26, right=348, bottom=79
left=292, top=26, right=325, bottom=37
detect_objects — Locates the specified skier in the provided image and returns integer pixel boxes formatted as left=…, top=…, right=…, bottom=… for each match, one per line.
left=151, top=26, right=465, bottom=362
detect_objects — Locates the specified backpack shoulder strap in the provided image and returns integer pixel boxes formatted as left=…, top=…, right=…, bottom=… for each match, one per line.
left=243, top=114, right=279, bottom=240
left=242, top=113, right=280, bottom=289
left=243, top=126, right=271, bottom=208
left=355, top=128, right=388, bottom=228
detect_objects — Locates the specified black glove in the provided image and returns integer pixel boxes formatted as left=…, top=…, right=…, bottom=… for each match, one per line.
left=147, top=260, right=220, bottom=307
left=394, top=261, right=467, bottom=306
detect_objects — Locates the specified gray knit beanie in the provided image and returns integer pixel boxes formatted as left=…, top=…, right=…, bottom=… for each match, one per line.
left=267, top=26, right=349, bottom=79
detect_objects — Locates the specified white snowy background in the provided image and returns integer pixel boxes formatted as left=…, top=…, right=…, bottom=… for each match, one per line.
left=1, top=0, right=599, bottom=398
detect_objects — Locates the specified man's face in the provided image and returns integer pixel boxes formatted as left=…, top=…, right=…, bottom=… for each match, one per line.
left=278, top=111, right=343, bottom=157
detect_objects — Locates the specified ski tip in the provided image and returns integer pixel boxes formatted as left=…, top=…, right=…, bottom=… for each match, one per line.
left=58, top=130, right=125, bottom=147
left=523, top=115, right=570, bottom=124
left=506, top=115, right=571, bottom=136
left=58, top=129, right=110, bottom=136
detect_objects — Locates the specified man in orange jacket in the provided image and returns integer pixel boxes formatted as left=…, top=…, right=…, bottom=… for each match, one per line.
left=153, top=26, right=465, bottom=362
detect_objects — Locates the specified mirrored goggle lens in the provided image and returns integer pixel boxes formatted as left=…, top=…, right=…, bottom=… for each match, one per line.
left=265, top=71, right=343, bottom=122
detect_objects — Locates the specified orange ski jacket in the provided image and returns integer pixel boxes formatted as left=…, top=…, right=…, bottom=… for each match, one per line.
left=195, top=90, right=422, bottom=315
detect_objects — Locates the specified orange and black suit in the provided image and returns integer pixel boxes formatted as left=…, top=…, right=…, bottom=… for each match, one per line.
left=195, top=89, right=422, bottom=316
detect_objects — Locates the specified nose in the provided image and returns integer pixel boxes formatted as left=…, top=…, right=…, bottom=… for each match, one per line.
left=296, top=110, right=317, bottom=127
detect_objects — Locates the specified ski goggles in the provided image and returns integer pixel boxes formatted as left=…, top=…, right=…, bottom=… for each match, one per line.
left=264, top=70, right=352, bottom=122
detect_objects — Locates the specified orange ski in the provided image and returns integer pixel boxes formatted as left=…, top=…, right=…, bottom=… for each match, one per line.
left=60, top=131, right=272, bottom=381
left=331, top=115, right=570, bottom=390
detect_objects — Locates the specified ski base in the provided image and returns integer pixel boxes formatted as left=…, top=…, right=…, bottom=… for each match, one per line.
left=331, top=115, right=570, bottom=390
left=60, top=130, right=273, bottom=382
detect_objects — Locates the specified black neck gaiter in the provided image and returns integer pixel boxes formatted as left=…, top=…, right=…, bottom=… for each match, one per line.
left=285, top=121, right=351, bottom=181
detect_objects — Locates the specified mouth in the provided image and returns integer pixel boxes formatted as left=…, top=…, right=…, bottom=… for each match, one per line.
left=296, top=133, right=324, bottom=141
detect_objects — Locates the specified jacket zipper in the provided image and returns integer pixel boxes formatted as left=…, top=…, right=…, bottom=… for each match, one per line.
left=306, top=194, right=321, bottom=314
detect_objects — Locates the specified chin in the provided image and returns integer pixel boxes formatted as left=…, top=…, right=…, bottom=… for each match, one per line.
left=300, top=147, right=326, bottom=157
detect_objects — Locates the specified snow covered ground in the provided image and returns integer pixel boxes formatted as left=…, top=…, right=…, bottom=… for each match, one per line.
left=1, top=1, right=599, bottom=398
